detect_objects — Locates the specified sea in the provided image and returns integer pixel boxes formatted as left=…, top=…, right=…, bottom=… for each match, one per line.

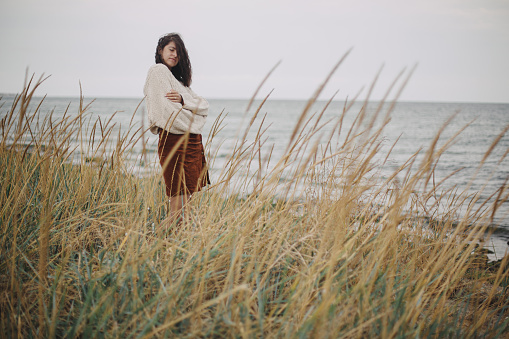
left=1, top=94, right=508, bottom=258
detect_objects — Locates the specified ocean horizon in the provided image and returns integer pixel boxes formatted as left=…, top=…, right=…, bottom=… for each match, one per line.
left=4, top=92, right=509, bottom=104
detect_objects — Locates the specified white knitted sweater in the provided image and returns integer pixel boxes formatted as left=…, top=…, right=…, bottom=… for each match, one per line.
left=144, top=64, right=209, bottom=135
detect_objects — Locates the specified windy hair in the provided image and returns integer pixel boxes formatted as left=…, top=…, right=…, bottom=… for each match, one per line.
left=155, top=33, right=192, bottom=87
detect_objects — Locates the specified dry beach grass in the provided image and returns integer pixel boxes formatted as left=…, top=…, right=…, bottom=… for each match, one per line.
left=1, top=69, right=509, bottom=338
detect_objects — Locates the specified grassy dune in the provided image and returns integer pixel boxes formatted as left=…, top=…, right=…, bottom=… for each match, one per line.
left=1, top=72, right=508, bottom=338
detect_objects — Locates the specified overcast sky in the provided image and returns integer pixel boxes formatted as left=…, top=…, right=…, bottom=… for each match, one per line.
left=1, top=0, right=508, bottom=103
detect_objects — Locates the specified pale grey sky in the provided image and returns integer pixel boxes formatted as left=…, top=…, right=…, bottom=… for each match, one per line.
left=1, top=0, right=508, bottom=102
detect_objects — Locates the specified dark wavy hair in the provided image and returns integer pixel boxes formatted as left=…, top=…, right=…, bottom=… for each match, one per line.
left=155, top=33, right=192, bottom=87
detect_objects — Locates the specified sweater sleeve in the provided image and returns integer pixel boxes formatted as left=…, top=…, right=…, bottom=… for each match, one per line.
left=181, top=88, right=209, bottom=117
left=144, top=65, right=199, bottom=134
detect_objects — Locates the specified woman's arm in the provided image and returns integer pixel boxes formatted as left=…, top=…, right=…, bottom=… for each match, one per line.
left=156, top=64, right=208, bottom=117
left=165, top=89, right=183, bottom=103
left=144, top=65, right=199, bottom=133
left=180, top=88, right=209, bottom=117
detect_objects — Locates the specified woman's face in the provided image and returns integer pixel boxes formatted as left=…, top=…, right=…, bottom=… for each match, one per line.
left=160, top=41, right=179, bottom=69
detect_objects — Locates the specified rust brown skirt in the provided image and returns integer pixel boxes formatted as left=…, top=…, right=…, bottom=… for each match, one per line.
left=157, top=130, right=210, bottom=197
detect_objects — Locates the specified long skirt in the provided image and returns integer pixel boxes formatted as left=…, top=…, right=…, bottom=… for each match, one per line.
left=157, top=129, right=209, bottom=197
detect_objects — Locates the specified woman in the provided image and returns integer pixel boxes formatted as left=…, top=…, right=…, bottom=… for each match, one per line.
left=144, top=33, right=210, bottom=226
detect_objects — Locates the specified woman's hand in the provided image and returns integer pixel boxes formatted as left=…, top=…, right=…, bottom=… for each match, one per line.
left=165, top=89, right=183, bottom=104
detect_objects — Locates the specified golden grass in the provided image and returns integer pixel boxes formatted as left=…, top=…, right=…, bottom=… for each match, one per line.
left=0, top=69, right=508, bottom=338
